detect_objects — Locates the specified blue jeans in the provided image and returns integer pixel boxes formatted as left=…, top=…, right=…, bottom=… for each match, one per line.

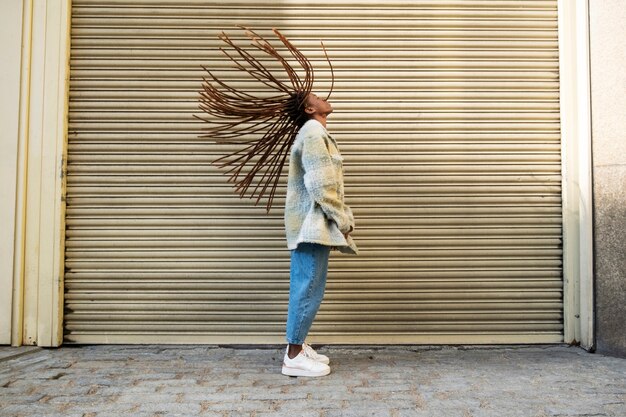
left=285, top=242, right=331, bottom=345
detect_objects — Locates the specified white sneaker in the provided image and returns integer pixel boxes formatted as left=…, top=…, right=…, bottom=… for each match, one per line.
left=282, top=350, right=331, bottom=377
left=302, top=342, right=330, bottom=365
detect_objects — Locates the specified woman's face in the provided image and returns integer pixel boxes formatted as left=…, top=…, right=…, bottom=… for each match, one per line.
left=304, top=92, right=333, bottom=116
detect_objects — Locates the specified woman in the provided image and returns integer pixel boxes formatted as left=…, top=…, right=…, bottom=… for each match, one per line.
left=197, top=28, right=357, bottom=378
left=282, top=93, right=357, bottom=377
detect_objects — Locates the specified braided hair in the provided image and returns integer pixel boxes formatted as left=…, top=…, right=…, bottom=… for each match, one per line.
left=196, top=27, right=334, bottom=212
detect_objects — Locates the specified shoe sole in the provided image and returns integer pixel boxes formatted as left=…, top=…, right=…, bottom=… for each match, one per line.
left=281, top=365, right=331, bottom=377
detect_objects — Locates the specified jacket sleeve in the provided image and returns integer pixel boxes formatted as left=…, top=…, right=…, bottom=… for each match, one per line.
left=300, top=129, right=352, bottom=234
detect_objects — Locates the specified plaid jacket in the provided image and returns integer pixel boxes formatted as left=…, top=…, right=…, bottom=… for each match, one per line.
left=284, top=119, right=358, bottom=255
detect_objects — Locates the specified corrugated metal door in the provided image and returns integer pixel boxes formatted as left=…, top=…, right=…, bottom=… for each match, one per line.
left=65, top=0, right=563, bottom=344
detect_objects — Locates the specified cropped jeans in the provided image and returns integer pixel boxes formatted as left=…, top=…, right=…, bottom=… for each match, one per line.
left=285, top=242, right=331, bottom=345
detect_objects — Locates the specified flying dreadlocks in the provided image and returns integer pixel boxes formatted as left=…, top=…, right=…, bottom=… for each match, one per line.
left=196, top=26, right=334, bottom=212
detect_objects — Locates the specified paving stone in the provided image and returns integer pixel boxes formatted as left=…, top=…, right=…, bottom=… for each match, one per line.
left=256, top=411, right=321, bottom=417
left=137, top=401, right=202, bottom=414
left=325, top=409, right=393, bottom=417
left=202, top=398, right=276, bottom=412
left=116, top=393, right=181, bottom=403
left=186, top=392, right=244, bottom=402
left=241, top=388, right=309, bottom=401
left=95, top=414, right=179, bottom=417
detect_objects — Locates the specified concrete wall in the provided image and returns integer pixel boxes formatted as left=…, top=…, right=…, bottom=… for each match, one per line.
left=589, top=0, right=626, bottom=358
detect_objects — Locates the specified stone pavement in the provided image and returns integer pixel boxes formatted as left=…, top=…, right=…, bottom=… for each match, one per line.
left=0, top=344, right=625, bottom=417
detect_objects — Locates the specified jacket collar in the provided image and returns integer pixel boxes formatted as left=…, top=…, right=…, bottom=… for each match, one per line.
left=302, top=118, right=337, bottom=147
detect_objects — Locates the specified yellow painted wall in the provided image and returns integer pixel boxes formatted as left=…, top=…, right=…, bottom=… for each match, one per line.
left=0, top=0, right=25, bottom=344
left=0, top=0, right=70, bottom=347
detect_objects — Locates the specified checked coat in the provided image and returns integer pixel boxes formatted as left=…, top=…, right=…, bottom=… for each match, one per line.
left=284, top=119, right=358, bottom=255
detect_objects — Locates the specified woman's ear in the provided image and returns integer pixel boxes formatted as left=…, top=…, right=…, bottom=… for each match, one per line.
left=304, top=105, right=315, bottom=115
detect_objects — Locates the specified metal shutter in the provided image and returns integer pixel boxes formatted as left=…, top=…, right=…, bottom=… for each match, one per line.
left=65, top=0, right=563, bottom=344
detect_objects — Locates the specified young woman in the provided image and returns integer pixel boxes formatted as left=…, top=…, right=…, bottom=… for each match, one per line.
left=282, top=93, right=357, bottom=377
left=198, top=28, right=357, bottom=378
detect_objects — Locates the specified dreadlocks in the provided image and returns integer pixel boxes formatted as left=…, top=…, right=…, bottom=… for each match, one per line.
left=196, top=26, right=334, bottom=212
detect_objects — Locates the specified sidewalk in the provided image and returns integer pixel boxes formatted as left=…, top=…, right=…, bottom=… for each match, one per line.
left=1, top=344, right=624, bottom=417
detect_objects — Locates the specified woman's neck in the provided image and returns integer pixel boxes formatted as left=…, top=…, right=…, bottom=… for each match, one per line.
left=309, top=113, right=328, bottom=128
